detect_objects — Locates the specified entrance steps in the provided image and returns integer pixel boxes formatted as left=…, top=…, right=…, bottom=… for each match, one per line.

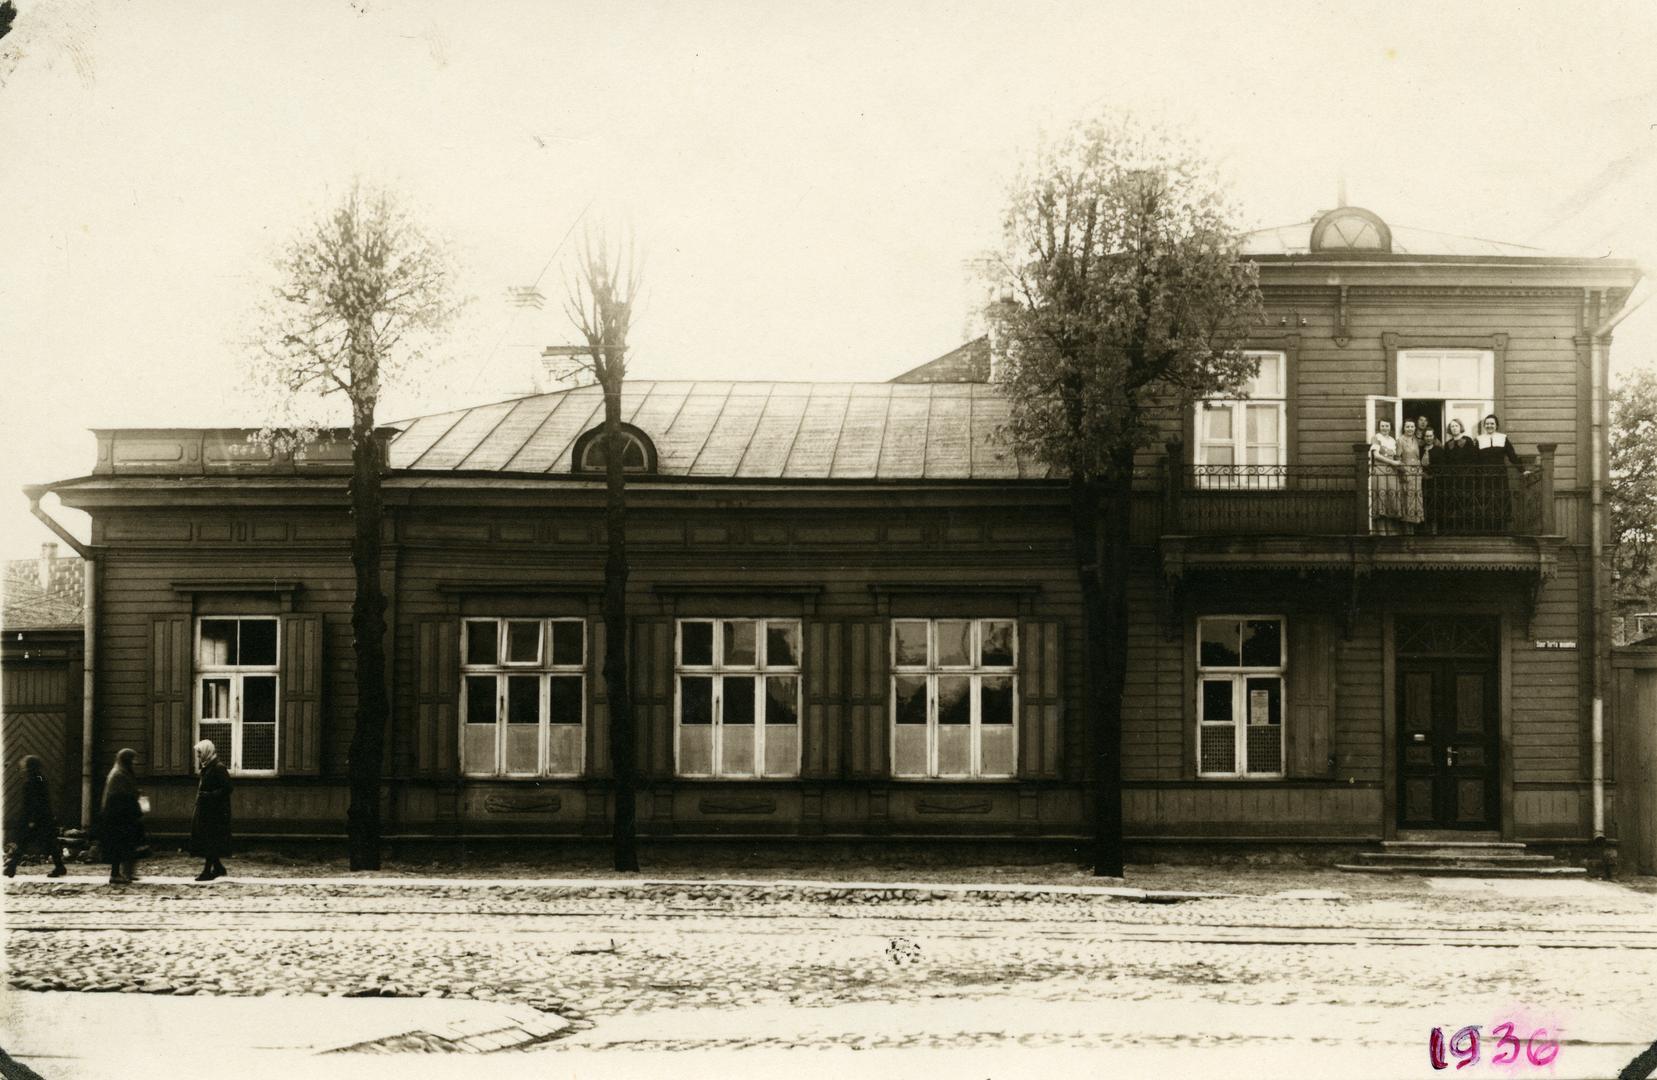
left=1336, top=840, right=1586, bottom=877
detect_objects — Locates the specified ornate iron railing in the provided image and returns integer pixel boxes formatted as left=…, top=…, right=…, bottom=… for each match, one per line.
left=1160, top=441, right=1555, bottom=538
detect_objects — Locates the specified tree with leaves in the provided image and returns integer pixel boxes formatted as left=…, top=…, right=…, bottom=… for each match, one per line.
left=559, top=229, right=644, bottom=872
left=989, top=118, right=1263, bottom=876
left=251, top=182, right=462, bottom=870
left=1611, top=365, right=1657, bottom=625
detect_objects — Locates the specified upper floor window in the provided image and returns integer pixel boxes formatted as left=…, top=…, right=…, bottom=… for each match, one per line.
left=1194, top=351, right=1287, bottom=485
left=1197, top=616, right=1285, bottom=778
left=461, top=618, right=586, bottom=777
left=892, top=618, right=1017, bottom=779
left=676, top=618, right=801, bottom=778
left=196, top=617, right=279, bottom=775
left=571, top=422, right=657, bottom=474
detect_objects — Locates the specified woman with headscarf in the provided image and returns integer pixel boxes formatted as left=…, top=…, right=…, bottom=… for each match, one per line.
left=189, top=740, right=232, bottom=882
left=98, top=748, right=145, bottom=885
left=4, top=756, right=68, bottom=878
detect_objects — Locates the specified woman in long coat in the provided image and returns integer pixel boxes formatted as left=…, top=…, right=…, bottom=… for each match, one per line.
left=4, top=756, right=68, bottom=878
left=1432, top=419, right=1477, bottom=532
left=189, top=740, right=232, bottom=881
left=98, top=748, right=144, bottom=885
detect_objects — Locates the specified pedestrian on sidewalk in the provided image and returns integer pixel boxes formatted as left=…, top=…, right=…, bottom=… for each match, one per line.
left=189, top=740, right=231, bottom=882
left=97, top=748, right=145, bottom=885
left=4, top=756, right=68, bottom=879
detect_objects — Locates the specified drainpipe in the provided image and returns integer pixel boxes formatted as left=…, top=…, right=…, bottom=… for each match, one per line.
left=1589, top=285, right=1649, bottom=842
left=24, top=485, right=95, bottom=829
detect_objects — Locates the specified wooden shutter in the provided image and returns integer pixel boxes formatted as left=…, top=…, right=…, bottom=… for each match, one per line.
left=631, top=618, right=675, bottom=777
left=803, top=620, right=845, bottom=778
left=1019, top=619, right=1064, bottom=779
left=846, top=619, right=888, bottom=777
left=587, top=619, right=610, bottom=777
left=413, top=618, right=458, bottom=777
left=1286, top=616, right=1337, bottom=779
left=279, top=612, right=324, bottom=776
left=147, top=614, right=193, bottom=776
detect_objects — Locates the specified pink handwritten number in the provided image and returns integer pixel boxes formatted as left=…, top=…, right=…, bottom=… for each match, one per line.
left=1491, top=1022, right=1522, bottom=1065
left=1450, top=1026, right=1481, bottom=1069
left=1431, top=1027, right=1448, bottom=1070
left=1526, top=1029, right=1559, bottom=1067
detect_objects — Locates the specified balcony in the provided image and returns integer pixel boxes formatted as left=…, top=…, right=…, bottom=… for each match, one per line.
left=1159, top=441, right=1558, bottom=539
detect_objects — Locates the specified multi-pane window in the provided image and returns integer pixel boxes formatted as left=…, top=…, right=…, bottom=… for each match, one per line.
left=891, top=619, right=1017, bottom=779
left=461, top=618, right=586, bottom=777
left=676, top=618, right=801, bottom=778
left=196, top=617, right=279, bottom=775
left=1197, top=616, right=1285, bottom=778
left=1194, top=352, right=1287, bottom=485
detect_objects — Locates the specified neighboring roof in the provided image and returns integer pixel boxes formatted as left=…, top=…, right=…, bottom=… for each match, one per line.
left=2, top=553, right=83, bottom=630
left=890, top=337, right=991, bottom=384
left=1243, top=217, right=1551, bottom=258
left=390, top=381, right=1051, bottom=481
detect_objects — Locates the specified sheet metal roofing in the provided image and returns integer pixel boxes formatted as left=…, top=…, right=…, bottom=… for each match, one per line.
left=390, top=381, right=1052, bottom=480
left=1242, top=219, right=1550, bottom=258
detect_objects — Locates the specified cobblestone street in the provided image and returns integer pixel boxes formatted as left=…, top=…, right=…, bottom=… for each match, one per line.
left=4, top=867, right=1657, bottom=1077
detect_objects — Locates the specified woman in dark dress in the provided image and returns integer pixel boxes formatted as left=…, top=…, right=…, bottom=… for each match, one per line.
left=98, top=748, right=145, bottom=885
left=1474, top=413, right=1521, bottom=531
left=4, top=756, right=68, bottom=878
left=189, top=739, right=232, bottom=882
left=1433, top=418, right=1476, bottom=532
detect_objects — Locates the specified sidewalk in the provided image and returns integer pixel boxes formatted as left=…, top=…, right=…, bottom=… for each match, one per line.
left=0, top=991, right=568, bottom=1078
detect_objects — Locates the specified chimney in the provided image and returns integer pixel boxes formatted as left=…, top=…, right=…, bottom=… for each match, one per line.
left=39, top=542, right=57, bottom=589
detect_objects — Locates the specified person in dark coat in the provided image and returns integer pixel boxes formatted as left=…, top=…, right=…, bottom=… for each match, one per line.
left=1473, top=413, right=1521, bottom=530
left=98, top=748, right=144, bottom=885
left=5, top=756, right=68, bottom=878
left=189, top=739, right=232, bottom=882
left=1432, top=418, right=1477, bottom=532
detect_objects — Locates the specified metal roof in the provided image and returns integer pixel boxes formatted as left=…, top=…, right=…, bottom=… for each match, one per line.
left=1242, top=219, right=1551, bottom=258
left=390, top=381, right=1052, bottom=480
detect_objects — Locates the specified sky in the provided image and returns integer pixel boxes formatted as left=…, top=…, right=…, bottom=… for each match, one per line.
left=3, top=0, right=1656, bottom=557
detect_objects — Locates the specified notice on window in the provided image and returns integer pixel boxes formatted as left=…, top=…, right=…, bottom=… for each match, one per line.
left=1249, top=689, right=1271, bottom=726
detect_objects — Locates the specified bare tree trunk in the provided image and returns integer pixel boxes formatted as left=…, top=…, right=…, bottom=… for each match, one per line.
left=1073, top=462, right=1129, bottom=877
left=345, top=400, right=389, bottom=871
left=601, top=387, right=639, bottom=872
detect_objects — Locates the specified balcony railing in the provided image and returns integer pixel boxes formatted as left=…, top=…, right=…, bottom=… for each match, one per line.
left=1160, top=441, right=1556, bottom=538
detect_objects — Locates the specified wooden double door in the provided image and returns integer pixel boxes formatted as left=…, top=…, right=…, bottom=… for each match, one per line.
left=1397, top=621, right=1500, bottom=830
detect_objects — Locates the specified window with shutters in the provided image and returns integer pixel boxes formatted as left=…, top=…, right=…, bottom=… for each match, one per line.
left=460, top=618, right=586, bottom=777
left=195, top=617, right=280, bottom=775
left=675, top=618, right=801, bottom=778
left=891, top=618, right=1017, bottom=779
left=1193, top=352, right=1287, bottom=488
left=1196, top=616, right=1285, bottom=778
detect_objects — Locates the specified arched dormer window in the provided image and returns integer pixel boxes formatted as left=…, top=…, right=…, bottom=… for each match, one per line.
left=571, top=423, right=657, bottom=474
left=1309, top=206, right=1392, bottom=254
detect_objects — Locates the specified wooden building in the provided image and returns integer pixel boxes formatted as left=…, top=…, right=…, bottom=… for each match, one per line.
left=2, top=544, right=86, bottom=829
left=29, top=207, right=1643, bottom=856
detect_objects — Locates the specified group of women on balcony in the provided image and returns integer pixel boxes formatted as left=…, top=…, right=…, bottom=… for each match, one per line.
left=1370, top=414, right=1519, bottom=534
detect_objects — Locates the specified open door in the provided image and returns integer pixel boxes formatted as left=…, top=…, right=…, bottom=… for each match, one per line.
left=1444, top=399, right=1494, bottom=440
left=1364, top=396, right=1400, bottom=531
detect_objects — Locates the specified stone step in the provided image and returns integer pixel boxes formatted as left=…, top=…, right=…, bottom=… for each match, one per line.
left=1356, top=853, right=1559, bottom=866
left=1382, top=840, right=1528, bottom=851
left=1334, top=863, right=1588, bottom=877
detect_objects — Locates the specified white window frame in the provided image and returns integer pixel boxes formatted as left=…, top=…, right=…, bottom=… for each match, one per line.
left=674, top=618, right=802, bottom=779
left=194, top=616, right=281, bottom=777
left=889, top=618, right=1019, bottom=780
left=460, top=617, right=587, bottom=778
left=1196, top=615, right=1286, bottom=779
left=1194, top=351, right=1288, bottom=488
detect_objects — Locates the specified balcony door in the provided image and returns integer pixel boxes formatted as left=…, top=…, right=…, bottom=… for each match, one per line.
left=1395, top=617, right=1500, bottom=831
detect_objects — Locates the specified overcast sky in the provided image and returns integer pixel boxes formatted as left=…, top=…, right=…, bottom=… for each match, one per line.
left=3, top=0, right=1656, bottom=557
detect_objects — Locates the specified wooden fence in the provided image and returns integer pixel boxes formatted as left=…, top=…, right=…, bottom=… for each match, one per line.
left=1613, top=646, right=1657, bottom=875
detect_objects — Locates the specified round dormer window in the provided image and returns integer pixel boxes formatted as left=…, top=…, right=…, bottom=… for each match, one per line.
left=1309, top=207, right=1392, bottom=253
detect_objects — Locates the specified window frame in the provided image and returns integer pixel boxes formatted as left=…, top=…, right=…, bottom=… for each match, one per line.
left=1195, top=615, right=1286, bottom=780
left=673, top=617, right=803, bottom=779
left=194, top=616, right=281, bottom=777
left=889, top=618, right=1019, bottom=780
left=1193, top=351, right=1289, bottom=487
left=459, top=617, right=588, bottom=779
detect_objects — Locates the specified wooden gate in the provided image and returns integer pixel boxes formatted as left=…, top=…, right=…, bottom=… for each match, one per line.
left=1613, top=646, right=1657, bottom=876
left=1, top=631, right=83, bottom=831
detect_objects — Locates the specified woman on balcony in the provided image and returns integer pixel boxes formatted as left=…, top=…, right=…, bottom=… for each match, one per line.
left=1369, top=419, right=1404, bottom=534
left=1398, top=419, right=1426, bottom=533
left=1433, top=418, right=1476, bottom=531
left=1474, top=414, right=1521, bottom=530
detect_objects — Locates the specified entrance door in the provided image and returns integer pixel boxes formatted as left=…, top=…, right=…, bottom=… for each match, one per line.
left=1397, top=659, right=1498, bottom=829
